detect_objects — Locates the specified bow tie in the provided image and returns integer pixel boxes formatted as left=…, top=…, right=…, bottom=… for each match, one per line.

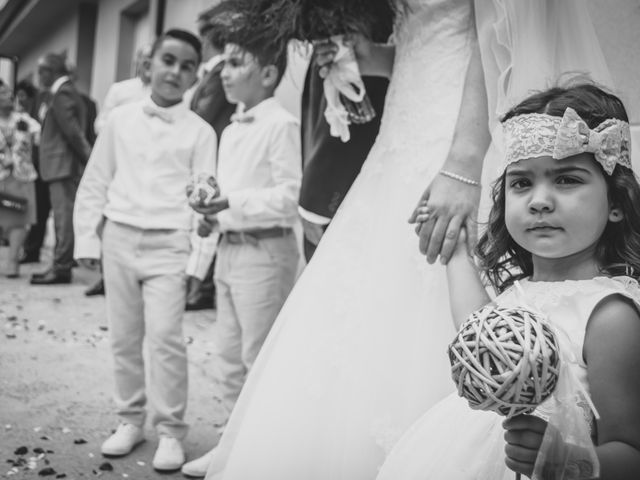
left=143, top=104, right=174, bottom=123
left=230, top=111, right=255, bottom=124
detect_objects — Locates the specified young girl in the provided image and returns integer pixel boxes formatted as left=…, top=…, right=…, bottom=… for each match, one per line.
left=378, top=84, right=640, bottom=479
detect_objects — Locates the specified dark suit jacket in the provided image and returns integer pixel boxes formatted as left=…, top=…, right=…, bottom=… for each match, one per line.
left=80, top=93, right=98, bottom=146
left=298, top=64, right=389, bottom=219
left=190, top=61, right=236, bottom=142
left=39, top=81, right=92, bottom=182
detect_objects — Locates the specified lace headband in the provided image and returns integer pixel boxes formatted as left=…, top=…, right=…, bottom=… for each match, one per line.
left=503, top=107, right=632, bottom=175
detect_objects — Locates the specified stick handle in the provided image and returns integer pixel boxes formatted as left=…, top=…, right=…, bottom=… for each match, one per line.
left=515, top=473, right=521, bottom=480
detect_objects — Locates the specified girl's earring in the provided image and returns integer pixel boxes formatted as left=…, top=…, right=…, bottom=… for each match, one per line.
left=609, top=209, right=623, bottom=223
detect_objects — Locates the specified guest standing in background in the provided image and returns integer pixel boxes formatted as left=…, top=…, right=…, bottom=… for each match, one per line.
left=31, top=52, right=91, bottom=285
left=93, top=45, right=152, bottom=135
left=298, top=18, right=392, bottom=261
left=0, top=84, right=39, bottom=278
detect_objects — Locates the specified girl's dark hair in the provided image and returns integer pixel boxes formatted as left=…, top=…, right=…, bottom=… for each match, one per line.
left=477, top=83, right=640, bottom=292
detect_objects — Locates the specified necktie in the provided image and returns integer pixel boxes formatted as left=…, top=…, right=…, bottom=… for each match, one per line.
left=142, top=104, right=174, bottom=123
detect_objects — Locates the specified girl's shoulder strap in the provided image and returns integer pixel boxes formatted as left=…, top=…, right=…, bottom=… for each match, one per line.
left=591, top=276, right=640, bottom=311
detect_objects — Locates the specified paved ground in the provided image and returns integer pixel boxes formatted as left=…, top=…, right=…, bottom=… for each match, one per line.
left=0, top=245, right=226, bottom=480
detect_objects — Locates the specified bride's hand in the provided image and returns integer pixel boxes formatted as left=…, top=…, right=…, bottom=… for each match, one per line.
left=408, top=174, right=480, bottom=265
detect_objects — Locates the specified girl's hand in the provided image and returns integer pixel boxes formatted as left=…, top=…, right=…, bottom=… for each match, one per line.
left=503, top=414, right=548, bottom=478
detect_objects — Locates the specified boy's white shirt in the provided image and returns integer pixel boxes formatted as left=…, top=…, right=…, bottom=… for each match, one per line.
left=216, top=96, right=302, bottom=232
left=73, top=95, right=218, bottom=280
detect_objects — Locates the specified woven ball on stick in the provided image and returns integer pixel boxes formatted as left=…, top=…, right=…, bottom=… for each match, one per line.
left=448, top=305, right=560, bottom=417
left=187, top=173, right=221, bottom=209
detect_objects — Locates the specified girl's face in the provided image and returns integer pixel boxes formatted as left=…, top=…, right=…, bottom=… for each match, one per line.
left=504, top=153, right=620, bottom=268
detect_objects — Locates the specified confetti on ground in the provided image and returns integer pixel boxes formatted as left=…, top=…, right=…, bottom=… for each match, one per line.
left=38, top=467, right=57, bottom=476
left=14, top=446, right=28, bottom=455
left=61, top=427, right=71, bottom=434
left=73, top=438, right=87, bottom=444
left=136, top=461, right=145, bottom=466
left=98, top=462, right=113, bottom=471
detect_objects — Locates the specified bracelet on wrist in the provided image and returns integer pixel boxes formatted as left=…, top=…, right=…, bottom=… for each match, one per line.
left=439, top=170, right=480, bottom=187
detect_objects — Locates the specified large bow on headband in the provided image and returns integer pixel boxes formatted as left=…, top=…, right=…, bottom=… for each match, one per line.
left=503, top=107, right=632, bottom=175
left=554, top=107, right=631, bottom=175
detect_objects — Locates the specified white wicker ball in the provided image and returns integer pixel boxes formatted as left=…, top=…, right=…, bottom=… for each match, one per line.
left=448, top=305, right=560, bottom=417
left=188, top=173, right=220, bottom=208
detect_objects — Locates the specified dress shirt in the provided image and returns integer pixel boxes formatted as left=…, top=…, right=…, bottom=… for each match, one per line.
left=216, top=97, right=302, bottom=232
left=74, top=95, right=218, bottom=279
left=94, top=77, right=150, bottom=134
left=51, top=76, right=70, bottom=95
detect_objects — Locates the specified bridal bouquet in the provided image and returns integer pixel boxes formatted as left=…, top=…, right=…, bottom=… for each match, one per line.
left=218, top=0, right=399, bottom=141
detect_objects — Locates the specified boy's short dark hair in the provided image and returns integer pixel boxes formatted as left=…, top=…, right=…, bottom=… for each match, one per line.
left=151, top=29, right=203, bottom=64
left=217, top=0, right=288, bottom=86
left=238, top=42, right=288, bottom=87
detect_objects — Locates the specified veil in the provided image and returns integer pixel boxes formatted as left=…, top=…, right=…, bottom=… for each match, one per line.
left=474, top=0, right=614, bottom=130
left=474, top=0, right=616, bottom=208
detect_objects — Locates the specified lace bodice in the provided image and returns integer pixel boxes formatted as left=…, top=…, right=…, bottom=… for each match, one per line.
left=496, top=276, right=640, bottom=424
left=370, top=0, right=474, bottom=174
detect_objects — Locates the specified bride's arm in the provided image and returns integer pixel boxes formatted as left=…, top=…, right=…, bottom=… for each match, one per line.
left=409, top=39, right=491, bottom=265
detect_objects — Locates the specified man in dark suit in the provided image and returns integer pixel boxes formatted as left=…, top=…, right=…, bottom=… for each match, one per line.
left=31, top=53, right=92, bottom=285
left=299, top=32, right=392, bottom=261
left=182, top=4, right=236, bottom=313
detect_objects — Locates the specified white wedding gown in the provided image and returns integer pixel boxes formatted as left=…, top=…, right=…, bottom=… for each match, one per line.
left=205, top=0, right=474, bottom=478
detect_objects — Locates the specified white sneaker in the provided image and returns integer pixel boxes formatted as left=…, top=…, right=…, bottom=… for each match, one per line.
left=153, top=436, right=185, bottom=472
left=101, top=424, right=144, bottom=457
left=181, top=448, right=216, bottom=477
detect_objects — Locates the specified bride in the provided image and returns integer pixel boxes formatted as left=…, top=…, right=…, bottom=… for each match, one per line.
left=204, top=1, right=489, bottom=478
left=204, top=0, right=615, bottom=478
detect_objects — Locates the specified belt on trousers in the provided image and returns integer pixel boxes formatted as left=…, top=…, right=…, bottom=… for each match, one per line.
left=222, top=227, right=293, bottom=245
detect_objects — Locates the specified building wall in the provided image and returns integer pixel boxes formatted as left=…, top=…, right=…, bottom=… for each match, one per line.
left=164, top=0, right=212, bottom=34
left=16, top=13, right=78, bottom=86
left=90, top=0, right=153, bottom=108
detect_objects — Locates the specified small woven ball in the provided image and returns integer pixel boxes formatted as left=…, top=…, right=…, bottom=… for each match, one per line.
left=448, top=305, right=560, bottom=417
left=187, top=173, right=220, bottom=208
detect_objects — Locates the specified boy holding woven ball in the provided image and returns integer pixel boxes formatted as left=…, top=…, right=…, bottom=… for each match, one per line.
left=387, top=84, right=640, bottom=479
left=181, top=22, right=301, bottom=476
left=73, top=29, right=218, bottom=472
